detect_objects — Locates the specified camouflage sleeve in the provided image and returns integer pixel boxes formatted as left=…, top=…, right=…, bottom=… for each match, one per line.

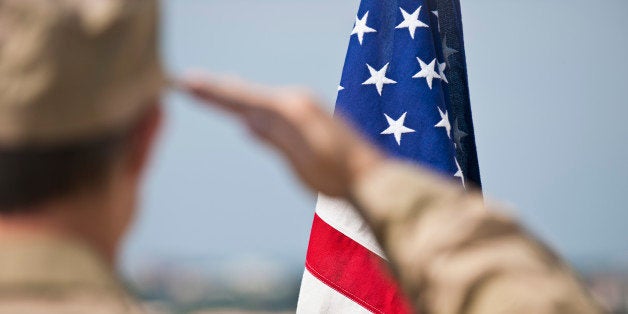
left=350, top=161, right=603, bottom=314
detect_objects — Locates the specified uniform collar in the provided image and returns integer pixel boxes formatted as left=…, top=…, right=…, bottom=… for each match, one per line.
left=0, top=236, right=121, bottom=291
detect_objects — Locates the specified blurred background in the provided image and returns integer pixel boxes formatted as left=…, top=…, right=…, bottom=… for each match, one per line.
left=120, top=0, right=628, bottom=313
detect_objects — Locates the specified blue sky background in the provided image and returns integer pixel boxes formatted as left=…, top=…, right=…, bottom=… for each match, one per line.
left=121, top=0, right=628, bottom=273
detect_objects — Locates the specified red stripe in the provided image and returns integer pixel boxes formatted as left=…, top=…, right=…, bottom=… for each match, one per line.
left=305, top=214, right=413, bottom=314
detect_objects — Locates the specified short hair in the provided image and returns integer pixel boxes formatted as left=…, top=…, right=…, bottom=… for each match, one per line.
left=0, top=129, right=130, bottom=213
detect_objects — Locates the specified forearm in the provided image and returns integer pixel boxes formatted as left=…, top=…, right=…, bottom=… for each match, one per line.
left=350, top=160, right=602, bottom=314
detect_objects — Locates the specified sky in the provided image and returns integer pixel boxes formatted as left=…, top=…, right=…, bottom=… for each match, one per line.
left=121, top=0, right=628, bottom=273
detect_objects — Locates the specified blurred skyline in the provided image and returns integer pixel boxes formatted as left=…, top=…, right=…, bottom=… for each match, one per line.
left=121, top=0, right=628, bottom=274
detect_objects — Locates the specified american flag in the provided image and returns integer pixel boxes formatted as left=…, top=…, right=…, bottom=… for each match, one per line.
left=297, top=0, right=481, bottom=312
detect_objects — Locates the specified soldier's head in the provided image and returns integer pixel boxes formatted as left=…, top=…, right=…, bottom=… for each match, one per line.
left=0, top=0, right=164, bottom=261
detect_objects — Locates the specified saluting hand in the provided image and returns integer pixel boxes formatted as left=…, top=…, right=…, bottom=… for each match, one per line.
left=181, top=75, right=385, bottom=198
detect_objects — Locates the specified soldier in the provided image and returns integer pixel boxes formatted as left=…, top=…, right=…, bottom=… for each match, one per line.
left=0, top=0, right=162, bottom=313
left=182, top=76, right=604, bottom=314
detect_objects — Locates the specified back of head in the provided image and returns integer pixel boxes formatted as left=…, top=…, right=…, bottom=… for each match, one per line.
left=0, top=0, right=164, bottom=213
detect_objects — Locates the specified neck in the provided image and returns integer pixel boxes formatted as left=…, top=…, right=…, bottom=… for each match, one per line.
left=0, top=191, right=119, bottom=266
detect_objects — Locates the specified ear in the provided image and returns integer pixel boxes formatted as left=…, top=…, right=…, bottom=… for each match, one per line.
left=126, top=101, right=163, bottom=179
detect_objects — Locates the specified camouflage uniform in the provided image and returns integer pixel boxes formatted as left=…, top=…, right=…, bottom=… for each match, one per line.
left=0, top=238, right=143, bottom=314
left=353, top=161, right=604, bottom=313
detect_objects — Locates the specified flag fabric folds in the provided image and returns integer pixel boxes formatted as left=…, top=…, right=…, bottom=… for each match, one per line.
left=297, top=0, right=481, bottom=312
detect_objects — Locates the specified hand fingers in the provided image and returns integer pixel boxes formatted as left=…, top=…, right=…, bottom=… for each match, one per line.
left=179, top=73, right=336, bottom=161
left=180, top=74, right=277, bottom=114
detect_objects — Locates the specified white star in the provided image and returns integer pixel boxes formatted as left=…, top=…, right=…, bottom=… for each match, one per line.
left=432, top=10, right=441, bottom=32
left=338, top=85, right=344, bottom=91
left=438, top=61, right=448, bottom=84
left=362, top=63, right=397, bottom=96
left=413, top=57, right=441, bottom=89
left=454, top=158, right=465, bottom=188
left=381, top=112, right=416, bottom=145
left=453, top=118, right=468, bottom=150
left=395, top=6, right=428, bottom=39
left=435, top=107, right=451, bottom=138
left=351, top=11, right=377, bottom=45
left=442, top=35, right=458, bottom=66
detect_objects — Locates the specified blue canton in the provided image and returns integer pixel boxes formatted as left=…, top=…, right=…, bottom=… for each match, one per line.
left=335, top=0, right=481, bottom=187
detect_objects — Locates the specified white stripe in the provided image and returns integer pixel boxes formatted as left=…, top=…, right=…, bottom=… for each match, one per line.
left=297, top=269, right=372, bottom=314
left=315, top=194, right=386, bottom=258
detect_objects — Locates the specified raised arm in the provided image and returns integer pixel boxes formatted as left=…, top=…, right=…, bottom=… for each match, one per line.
left=182, top=76, right=602, bottom=314
left=351, top=160, right=601, bottom=313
